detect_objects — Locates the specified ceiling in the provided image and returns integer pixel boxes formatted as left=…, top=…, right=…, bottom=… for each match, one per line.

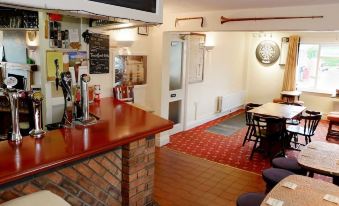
left=164, top=0, right=339, bottom=13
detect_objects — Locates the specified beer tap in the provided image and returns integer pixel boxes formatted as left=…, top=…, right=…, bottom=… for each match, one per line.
left=60, top=71, right=73, bottom=127
left=74, top=74, right=97, bottom=126
left=3, top=77, right=25, bottom=143
left=29, top=91, right=46, bottom=138
left=54, top=59, right=60, bottom=91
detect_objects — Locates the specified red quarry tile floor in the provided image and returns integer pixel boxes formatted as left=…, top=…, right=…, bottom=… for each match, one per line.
left=166, top=110, right=334, bottom=176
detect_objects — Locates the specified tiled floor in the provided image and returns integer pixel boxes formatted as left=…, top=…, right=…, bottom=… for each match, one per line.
left=154, top=147, right=265, bottom=206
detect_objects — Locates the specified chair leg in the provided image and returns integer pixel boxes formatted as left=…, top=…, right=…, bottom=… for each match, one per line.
left=327, top=122, right=333, bottom=140
left=242, top=126, right=251, bottom=146
left=250, top=137, right=259, bottom=160
left=294, top=134, right=298, bottom=148
left=305, top=135, right=309, bottom=145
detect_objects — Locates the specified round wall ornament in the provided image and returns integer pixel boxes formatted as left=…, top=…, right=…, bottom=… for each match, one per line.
left=255, top=40, right=280, bottom=64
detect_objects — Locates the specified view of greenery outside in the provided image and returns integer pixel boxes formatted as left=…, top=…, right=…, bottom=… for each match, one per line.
left=297, top=44, right=339, bottom=93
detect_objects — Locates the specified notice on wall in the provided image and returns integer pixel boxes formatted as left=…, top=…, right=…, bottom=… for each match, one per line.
left=89, top=33, right=109, bottom=74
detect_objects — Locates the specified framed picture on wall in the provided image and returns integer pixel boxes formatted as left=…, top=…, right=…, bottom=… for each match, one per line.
left=138, top=27, right=149, bottom=36
left=114, top=55, right=147, bottom=86
left=188, top=33, right=205, bottom=83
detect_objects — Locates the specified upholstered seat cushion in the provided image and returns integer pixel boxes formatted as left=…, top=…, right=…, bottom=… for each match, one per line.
left=272, top=157, right=306, bottom=175
left=0, top=191, right=70, bottom=206
left=236, top=192, right=266, bottom=206
left=273, top=98, right=284, bottom=103
left=328, top=112, right=339, bottom=122
left=262, top=168, right=294, bottom=188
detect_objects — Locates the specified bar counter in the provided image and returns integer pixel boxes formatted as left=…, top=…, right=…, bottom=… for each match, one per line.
left=0, top=98, right=173, bottom=206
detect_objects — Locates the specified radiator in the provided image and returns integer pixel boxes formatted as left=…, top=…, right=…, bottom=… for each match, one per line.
left=217, top=91, right=246, bottom=113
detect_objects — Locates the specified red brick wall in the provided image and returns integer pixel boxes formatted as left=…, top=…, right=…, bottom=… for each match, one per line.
left=122, top=136, right=155, bottom=206
left=0, top=136, right=155, bottom=206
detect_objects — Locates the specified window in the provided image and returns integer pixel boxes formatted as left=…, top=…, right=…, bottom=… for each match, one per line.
left=297, top=44, right=339, bottom=93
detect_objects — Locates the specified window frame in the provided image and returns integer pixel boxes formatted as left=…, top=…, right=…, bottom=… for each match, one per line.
left=296, top=43, right=339, bottom=94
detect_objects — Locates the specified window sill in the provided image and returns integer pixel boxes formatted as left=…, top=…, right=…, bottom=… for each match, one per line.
left=298, top=89, right=335, bottom=96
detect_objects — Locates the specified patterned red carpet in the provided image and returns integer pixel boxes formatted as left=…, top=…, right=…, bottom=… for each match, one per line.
left=166, top=110, right=333, bottom=176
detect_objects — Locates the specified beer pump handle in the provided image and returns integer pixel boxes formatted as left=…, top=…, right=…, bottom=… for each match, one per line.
left=54, top=59, right=59, bottom=91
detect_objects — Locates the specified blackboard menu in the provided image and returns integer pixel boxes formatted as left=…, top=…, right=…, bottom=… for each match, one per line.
left=89, top=0, right=156, bottom=13
left=89, top=33, right=109, bottom=74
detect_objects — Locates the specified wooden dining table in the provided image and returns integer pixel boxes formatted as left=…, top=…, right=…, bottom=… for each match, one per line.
left=249, top=102, right=306, bottom=119
left=248, top=103, right=306, bottom=157
left=261, top=175, right=339, bottom=206
left=298, top=141, right=339, bottom=185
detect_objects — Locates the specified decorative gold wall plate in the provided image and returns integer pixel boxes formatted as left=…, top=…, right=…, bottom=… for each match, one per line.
left=256, top=40, right=280, bottom=64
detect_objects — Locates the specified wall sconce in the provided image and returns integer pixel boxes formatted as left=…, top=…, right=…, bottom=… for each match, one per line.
left=110, top=28, right=135, bottom=48
left=26, top=31, right=39, bottom=48
left=204, top=45, right=215, bottom=51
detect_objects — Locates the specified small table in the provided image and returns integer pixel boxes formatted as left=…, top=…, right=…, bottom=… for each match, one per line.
left=298, top=141, right=339, bottom=184
left=261, top=175, right=339, bottom=206
left=249, top=102, right=306, bottom=119
left=281, top=91, right=302, bottom=103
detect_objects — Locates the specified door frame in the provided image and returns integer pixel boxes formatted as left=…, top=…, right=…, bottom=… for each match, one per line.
left=168, top=33, right=189, bottom=135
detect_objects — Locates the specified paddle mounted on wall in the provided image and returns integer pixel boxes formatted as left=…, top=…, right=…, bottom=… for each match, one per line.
left=220, top=15, right=323, bottom=24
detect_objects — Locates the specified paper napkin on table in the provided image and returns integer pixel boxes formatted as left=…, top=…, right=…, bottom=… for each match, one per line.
left=324, top=194, right=339, bottom=204
left=282, top=181, right=297, bottom=190
left=266, top=197, right=284, bottom=206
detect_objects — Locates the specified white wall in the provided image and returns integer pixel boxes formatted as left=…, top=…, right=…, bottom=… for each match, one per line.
left=245, top=31, right=338, bottom=116
left=165, top=4, right=339, bottom=32
left=245, top=32, right=286, bottom=104
left=186, top=32, right=247, bottom=128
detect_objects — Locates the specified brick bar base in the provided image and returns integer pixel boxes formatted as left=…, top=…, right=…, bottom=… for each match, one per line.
left=122, top=136, right=155, bottom=206
left=0, top=136, right=155, bottom=206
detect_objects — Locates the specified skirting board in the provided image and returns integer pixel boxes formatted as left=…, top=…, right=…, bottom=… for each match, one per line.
left=156, top=132, right=170, bottom=147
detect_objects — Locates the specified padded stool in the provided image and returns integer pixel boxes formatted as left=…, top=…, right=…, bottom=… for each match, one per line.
left=327, top=112, right=339, bottom=140
left=0, top=190, right=70, bottom=206
left=236, top=192, right=266, bottom=206
left=272, top=157, right=307, bottom=175
left=262, top=168, right=294, bottom=193
left=273, top=98, right=284, bottom=103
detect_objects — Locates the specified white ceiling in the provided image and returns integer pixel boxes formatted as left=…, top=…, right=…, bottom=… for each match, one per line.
left=164, top=0, right=339, bottom=13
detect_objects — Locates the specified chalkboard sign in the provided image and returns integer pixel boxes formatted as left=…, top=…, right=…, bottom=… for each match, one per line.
left=89, top=0, right=156, bottom=13
left=89, top=33, right=109, bottom=74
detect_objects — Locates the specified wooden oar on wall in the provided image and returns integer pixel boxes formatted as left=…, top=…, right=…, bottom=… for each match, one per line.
left=220, top=15, right=323, bottom=24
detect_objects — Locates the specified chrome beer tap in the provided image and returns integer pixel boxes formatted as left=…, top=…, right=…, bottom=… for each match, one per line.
left=74, top=74, right=97, bottom=126
left=3, top=77, right=24, bottom=142
left=29, top=91, right=46, bottom=138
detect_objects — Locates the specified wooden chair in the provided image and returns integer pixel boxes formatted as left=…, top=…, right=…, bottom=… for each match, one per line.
left=287, top=111, right=322, bottom=146
left=327, top=112, right=339, bottom=140
left=250, top=115, right=285, bottom=159
left=113, top=85, right=134, bottom=103
left=242, top=103, right=262, bottom=146
left=113, top=85, right=154, bottom=113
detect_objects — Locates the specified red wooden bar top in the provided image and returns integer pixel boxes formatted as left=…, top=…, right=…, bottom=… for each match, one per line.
left=0, top=98, right=173, bottom=185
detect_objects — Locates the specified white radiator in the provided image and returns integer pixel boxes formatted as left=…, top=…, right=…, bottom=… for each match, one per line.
left=217, top=91, right=246, bottom=113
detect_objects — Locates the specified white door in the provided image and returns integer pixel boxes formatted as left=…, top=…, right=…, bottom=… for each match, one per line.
left=168, top=37, right=186, bottom=135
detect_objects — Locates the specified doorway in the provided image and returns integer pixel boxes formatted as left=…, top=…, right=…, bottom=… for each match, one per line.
left=168, top=35, right=187, bottom=135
